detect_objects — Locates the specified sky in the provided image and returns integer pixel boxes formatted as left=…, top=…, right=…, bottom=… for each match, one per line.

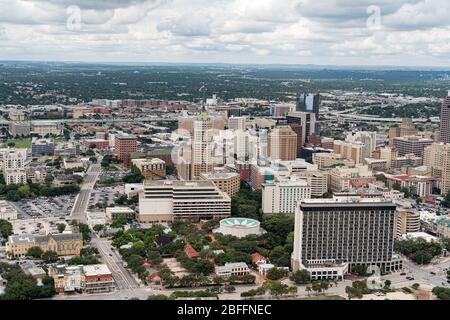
left=1, top=0, right=450, bottom=66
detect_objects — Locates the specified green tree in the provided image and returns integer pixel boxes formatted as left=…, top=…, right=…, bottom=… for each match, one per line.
left=0, top=219, right=13, bottom=238
left=93, top=224, right=104, bottom=232
left=41, top=251, right=58, bottom=263
left=266, top=267, right=288, bottom=280
left=352, top=265, right=368, bottom=276
left=57, top=224, right=66, bottom=233
left=290, top=269, right=311, bottom=285
left=26, top=246, right=43, bottom=259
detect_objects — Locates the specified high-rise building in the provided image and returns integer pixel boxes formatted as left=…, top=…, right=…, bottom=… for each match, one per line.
left=423, top=142, right=445, bottom=168
left=393, top=135, right=433, bottom=157
left=191, top=113, right=215, bottom=179
left=138, top=180, right=231, bottom=223
left=199, top=171, right=241, bottom=197
left=439, top=91, right=450, bottom=143
left=228, top=116, right=247, bottom=131
left=395, top=207, right=420, bottom=240
left=441, top=144, right=450, bottom=196
left=131, top=158, right=166, bottom=179
left=262, top=177, right=311, bottom=214
left=31, top=138, right=55, bottom=157
left=289, top=123, right=303, bottom=158
left=286, top=111, right=316, bottom=146
left=345, top=131, right=377, bottom=160
left=333, top=140, right=364, bottom=164
left=292, top=198, right=401, bottom=274
left=114, top=135, right=138, bottom=166
left=268, top=126, right=297, bottom=161
left=296, top=93, right=320, bottom=119
left=328, top=165, right=374, bottom=192
left=2, top=149, right=27, bottom=185
left=388, top=118, right=418, bottom=146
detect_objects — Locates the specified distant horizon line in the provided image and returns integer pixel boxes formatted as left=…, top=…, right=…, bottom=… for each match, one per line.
left=1, top=59, right=450, bottom=71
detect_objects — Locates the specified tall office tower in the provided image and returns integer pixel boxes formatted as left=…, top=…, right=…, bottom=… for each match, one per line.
left=345, top=131, right=377, bottom=160
left=191, top=113, right=215, bottom=179
left=296, top=93, right=320, bottom=119
left=290, top=123, right=303, bottom=158
left=333, top=140, right=364, bottom=164
left=392, top=135, right=433, bottom=157
left=115, top=135, right=138, bottom=167
left=2, top=149, right=27, bottom=185
left=233, top=130, right=249, bottom=161
left=286, top=111, right=316, bottom=146
left=228, top=116, right=246, bottom=131
left=178, top=116, right=195, bottom=135
left=268, top=126, right=298, bottom=161
left=423, top=142, right=445, bottom=168
left=441, top=144, right=450, bottom=196
left=388, top=118, right=418, bottom=146
left=292, top=198, right=400, bottom=275
left=439, top=91, right=450, bottom=143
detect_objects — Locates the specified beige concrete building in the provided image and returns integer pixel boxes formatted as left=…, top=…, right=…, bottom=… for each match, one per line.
left=0, top=200, right=18, bottom=221
left=393, top=135, right=433, bottom=157
left=31, top=121, right=63, bottom=136
left=191, top=113, right=215, bottom=179
left=441, top=144, right=450, bottom=196
left=312, top=152, right=355, bottom=169
left=131, top=158, right=166, bottom=179
left=328, top=165, right=373, bottom=193
left=6, top=233, right=83, bottom=258
left=423, top=143, right=445, bottom=168
left=268, top=126, right=297, bottom=161
left=389, top=118, right=418, bottom=146
left=333, top=140, right=364, bottom=164
left=395, top=207, right=420, bottom=240
left=138, top=180, right=231, bottom=223
left=105, top=207, right=135, bottom=222
left=199, top=171, right=240, bottom=197
left=373, top=147, right=399, bottom=169
left=293, top=171, right=328, bottom=196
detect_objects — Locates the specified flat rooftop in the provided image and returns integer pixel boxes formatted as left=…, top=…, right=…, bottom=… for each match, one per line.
left=143, top=180, right=217, bottom=188
left=83, top=264, right=112, bottom=277
left=300, top=197, right=395, bottom=208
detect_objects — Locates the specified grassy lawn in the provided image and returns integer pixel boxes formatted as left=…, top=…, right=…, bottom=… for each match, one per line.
left=7, top=139, right=32, bottom=148
left=298, top=295, right=346, bottom=300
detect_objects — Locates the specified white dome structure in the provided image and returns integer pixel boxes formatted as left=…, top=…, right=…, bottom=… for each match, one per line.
left=213, top=217, right=264, bottom=238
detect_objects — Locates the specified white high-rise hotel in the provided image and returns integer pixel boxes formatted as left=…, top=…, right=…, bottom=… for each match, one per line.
left=2, top=149, right=27, bottom=185
left=292, top=198, right=402, bottom=278
left=262, top=178, right=311, bottom=214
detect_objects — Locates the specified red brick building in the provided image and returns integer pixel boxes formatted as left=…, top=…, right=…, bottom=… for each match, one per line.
left=115, top=135, right=138, bottom=166
left=83, top=139, right=110, bottom=149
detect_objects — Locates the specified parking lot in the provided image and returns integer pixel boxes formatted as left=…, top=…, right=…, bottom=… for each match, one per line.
left=11, top=194, right=77, bottom=219
left=88, top=186, right=123, bottom=209
left=11, top=217, right=72, bottom=236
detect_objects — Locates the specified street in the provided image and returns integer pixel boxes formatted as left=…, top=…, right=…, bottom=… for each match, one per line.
left=90, top=234, right=140, bottom=295
left=70, top=164, right=102, bottom=222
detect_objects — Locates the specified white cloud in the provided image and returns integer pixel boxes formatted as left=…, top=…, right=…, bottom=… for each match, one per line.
left=0, top=0, right=449, bottom=65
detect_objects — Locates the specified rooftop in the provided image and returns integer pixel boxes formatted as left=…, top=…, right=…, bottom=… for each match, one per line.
left=82, top=264, right=112, bottom=277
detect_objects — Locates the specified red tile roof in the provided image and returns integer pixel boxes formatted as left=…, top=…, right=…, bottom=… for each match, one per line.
left=251, top=252, right=266, bottom=264
left=184, top=243, right=199, bottom=258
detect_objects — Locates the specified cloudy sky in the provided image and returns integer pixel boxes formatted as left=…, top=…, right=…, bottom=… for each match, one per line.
left=0, top=0, right=450, bottom=66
